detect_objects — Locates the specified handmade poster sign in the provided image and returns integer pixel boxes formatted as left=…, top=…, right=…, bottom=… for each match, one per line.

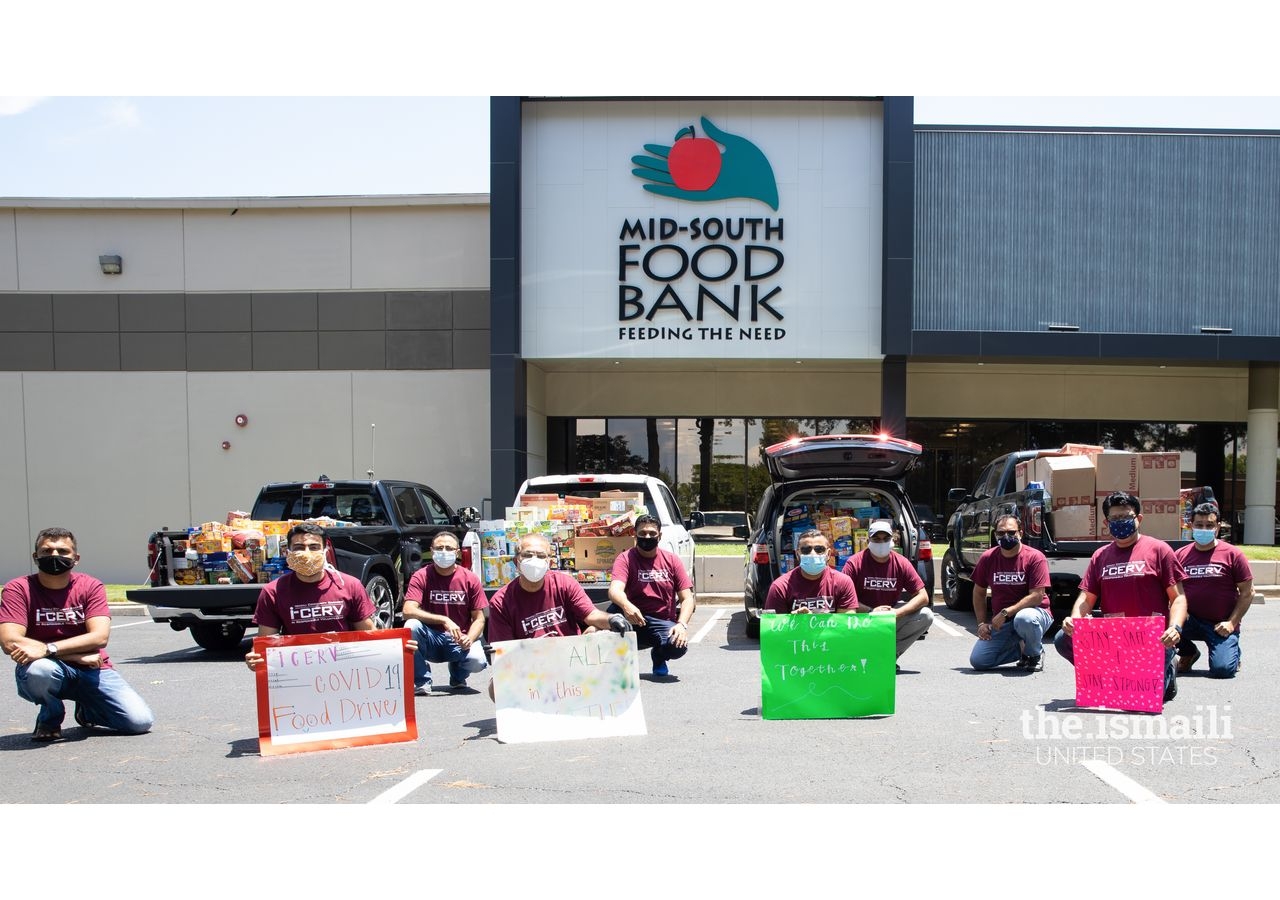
left=1072, top=615, right=1166, bottom=714
left=254, top=629, right=417, bottom=756
left=491, top=631, right=646, bottom=744
left=760, top=613, right=896, bottom=719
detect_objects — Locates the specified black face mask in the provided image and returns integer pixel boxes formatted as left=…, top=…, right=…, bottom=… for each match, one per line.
left=36, top=555, right=75, bottom=576
left=635, top=535, right=660, bottom=552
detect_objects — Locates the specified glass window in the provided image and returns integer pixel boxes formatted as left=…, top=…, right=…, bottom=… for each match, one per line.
left=416, top=489, right=451, bottom=525
left=391, top=486, right=428, bottom=525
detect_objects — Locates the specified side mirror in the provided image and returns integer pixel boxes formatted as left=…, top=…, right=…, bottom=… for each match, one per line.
left=687, top=511, right=706, bottom=530
left=455, top=506, right=481, bottom=526
left=947, top=487, right=969, bottom=503
left=732, top=525, right=749, bottom=539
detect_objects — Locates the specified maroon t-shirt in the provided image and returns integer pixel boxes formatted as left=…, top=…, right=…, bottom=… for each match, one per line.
left=252, top=569, right=375, bottom=634
left=971, top=544, right=1051, bottom=614
left=611, top=547, right=693, bottom=620
left=0, top=572, right=113, bottom=668
left=1174, top=541, right=1253, bottom=623
left=764, top=567, right=859, bottom=614
left=840, top=550, right=925, bottom=608
left=1081, top=534, right=1184, bottom=622
left=404, top=565, right=487, bottom=632
left=487, top=570, right=599, bottom=642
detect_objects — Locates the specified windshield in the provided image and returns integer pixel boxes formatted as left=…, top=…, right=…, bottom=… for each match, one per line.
left=701, top=513, right=746, bottom=527
left=253, top=488, right=390, bottom=525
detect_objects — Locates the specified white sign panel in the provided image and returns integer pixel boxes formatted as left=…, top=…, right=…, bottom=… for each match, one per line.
left=492, top=631, right=647, bottom=744
left=521, top=99, right=884, bottom=361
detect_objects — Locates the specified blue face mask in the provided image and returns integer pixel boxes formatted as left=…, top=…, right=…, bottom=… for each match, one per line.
left=1107, top=517, right=1137, bottom=539
left=1192, top=528, right=1216, bottom=546
left=799, top=553, right=828, bottom=576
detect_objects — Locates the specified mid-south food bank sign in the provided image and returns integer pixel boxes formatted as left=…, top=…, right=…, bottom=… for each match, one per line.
left=520, top=100, right=884, bottom=361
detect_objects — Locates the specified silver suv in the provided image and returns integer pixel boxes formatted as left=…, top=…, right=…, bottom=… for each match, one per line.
left=742, top=434, right=935, bottom=638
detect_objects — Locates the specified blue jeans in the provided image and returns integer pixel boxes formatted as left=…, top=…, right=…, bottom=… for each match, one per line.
left=1177, top=613, right=1241, bottom=678
left=407, top=619, right=488, bottom=687
left=15, top=659, right=154, bottom=733
left=970, top=607, right=1053, bottom=669
left=1054, top=629, right=1177, bottom=694
left=605, top=606, right=689, bottom=665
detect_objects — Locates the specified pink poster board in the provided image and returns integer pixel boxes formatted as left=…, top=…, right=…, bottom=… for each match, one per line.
left=1072, top=616, right=1166, bottom=713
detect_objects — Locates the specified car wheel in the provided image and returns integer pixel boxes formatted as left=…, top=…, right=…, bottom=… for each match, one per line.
left=190, top=621, right=247, bottom=652
left=745, top=612, right=761, bottom=640
left=941, top=550, right=973, bottom=611
left=364, top=574, right=396, bottom=630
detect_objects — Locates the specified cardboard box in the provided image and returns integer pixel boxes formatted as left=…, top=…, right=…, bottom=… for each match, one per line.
left=1036, top=455, right=1096, bottom=509
left=1053, top=504, right=1097, bottom=540
left=1015, top=461, right=1032, bottom=491
left=1095, top=452, right=1139, bottom=495
left=574, top=535, right=635, bottom=571
left=1060, top=443, right=1104, bottom=459
left=1139, top=453, right=1181, bottom=499
left=1141, top=497, right=1182, bottom=540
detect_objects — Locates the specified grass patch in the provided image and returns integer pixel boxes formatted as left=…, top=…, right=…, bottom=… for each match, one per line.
left=694, top=542, right=749, bottom=557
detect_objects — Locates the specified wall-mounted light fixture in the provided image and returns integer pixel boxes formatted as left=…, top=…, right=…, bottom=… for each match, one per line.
left=98, top=254, right=122, bottom=275
left=1046, top=323, right=1079, bottom=332
left=1199, top=326, right=1232, bottom=334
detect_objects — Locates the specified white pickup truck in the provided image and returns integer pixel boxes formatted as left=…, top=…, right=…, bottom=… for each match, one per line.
left=504, top=473, right=697, bottom=603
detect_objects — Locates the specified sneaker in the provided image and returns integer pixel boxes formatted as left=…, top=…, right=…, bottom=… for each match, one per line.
left=1015, top=655, right=1028, bottom=669
left=74, top=703, right=95, bottom=729
left=414, top=683, right=432, bottom=696
left=652, top=660, right=669, bottom=677
left=1177, top=645, right=1201, bottom=674
left=1163, top=678, right=1178, bottom=703
left=1022, top=654, right=1044, bottom=673
left=448, top=678, right=467, bottom=689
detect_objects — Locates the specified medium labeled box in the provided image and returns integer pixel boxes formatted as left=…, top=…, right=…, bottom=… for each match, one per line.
left=1053, top=504, right=1097, bottom=540
left=1095, top=452, right=1139, bottom=495
left=1015, top=460, right=1032, bottom=491
left=1036, top=455, right=1096, bottom=509
left=1139, top=453, right=1181, bottom=499
left=1141, top=497, right=1182, bottom=540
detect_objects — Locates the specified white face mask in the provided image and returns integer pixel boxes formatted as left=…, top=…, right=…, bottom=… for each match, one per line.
left=432, top=549, right=458, bottom=569
left=518, top=556, right=551, bottom=583
left=867, top=541, right=892, bottom=560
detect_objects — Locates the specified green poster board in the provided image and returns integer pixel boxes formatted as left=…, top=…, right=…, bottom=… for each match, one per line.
left=760, top=613, right=896, bottom=719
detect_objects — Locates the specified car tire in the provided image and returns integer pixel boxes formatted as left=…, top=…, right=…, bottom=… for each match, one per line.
left=364, top=574, right=396, bottom=630
left=190, top=621, right=247, bottom=652
left=745, top=612, right=761, bottom=640
left=941, top=550, right=973, bottom=611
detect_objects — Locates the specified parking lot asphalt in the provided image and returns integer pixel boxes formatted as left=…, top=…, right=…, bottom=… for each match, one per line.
left=6, top=594, right=1279, bottom=807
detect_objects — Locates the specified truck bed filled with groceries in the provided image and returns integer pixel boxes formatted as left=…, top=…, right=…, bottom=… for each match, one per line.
left=164, top=512, right=354, bottom=586
left=477, top=491, right=646, bottom=589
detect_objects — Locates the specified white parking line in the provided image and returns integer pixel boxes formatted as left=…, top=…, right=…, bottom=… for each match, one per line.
left=690, top=609, right=725, bottom=643
left=110, top=620, right=155, bottom=629
left=1080, top=760, right=1166, bottom=804
left=929, top=616, right=965, bottom=638
left=368, top=768, right=442, bottom=804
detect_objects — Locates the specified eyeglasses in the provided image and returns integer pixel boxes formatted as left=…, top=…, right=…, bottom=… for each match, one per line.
left=289, top=544, right=324, bottom=552
left=995, top=530, right=1019, bottom=538
left=869, top=534, right=892, bottom=542
left=797, top=546, right=829, bottom=556
left=517, top=551, right=552, bottom=560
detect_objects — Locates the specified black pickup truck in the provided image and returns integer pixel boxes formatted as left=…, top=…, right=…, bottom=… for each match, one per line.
left=126, top=478, right=480, bottom=652
left=941, top=450, right=1200, bottom=629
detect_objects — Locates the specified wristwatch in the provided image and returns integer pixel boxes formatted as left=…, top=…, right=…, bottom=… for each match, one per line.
left=45, top=643, right=58, bottom=659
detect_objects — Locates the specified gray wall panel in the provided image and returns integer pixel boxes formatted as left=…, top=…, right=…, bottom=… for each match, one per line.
left=915, top=130, right=1280, bottom=338
left=54, top=332, right=120, bottom=370
left=121, top=332, right=188, bottom=370
left=0, top=332, right=54, bottom=369
left=0, top=293, right=53, bottom=331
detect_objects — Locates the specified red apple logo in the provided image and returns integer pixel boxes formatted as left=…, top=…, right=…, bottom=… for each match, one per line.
left=667, top=125, right=721, bottom=191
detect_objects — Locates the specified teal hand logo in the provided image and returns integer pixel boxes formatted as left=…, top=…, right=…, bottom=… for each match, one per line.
left=631, top=116, right=779, bottom=211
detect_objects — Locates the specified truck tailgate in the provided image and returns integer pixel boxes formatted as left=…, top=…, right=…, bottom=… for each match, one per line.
left=126, top=584, right=264, bottom=611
